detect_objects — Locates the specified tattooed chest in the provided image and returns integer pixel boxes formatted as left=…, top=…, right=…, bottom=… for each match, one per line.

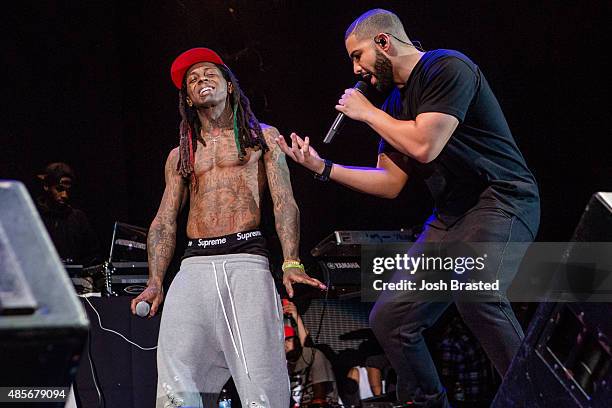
left=194, top=134, right=261, bottom=170
left=188, top=144, right=266, bottom=235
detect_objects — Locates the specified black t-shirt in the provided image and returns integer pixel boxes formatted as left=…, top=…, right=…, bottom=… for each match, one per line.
left=379, top=49, right=540, bottom=237
left=37, top=198, right=100, bottom=265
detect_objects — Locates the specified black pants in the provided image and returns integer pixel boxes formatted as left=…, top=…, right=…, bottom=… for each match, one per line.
left=369, top=208, right=535, bottom=405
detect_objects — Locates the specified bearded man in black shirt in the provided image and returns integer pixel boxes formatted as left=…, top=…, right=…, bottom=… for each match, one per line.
left=276, top=8, right=539, bottom=408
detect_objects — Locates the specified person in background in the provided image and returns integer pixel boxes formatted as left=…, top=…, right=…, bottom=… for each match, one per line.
left=284, top=300, right=339, bottom=407
left=346, top=353, right=395, bottom=401
left=36, top=162, right=100, bottom=266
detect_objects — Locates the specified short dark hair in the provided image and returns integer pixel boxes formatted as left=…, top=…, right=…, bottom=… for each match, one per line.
left=345, top=8, right=409, bottom=42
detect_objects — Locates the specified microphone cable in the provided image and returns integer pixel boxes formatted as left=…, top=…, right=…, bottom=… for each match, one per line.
left=314, top=263, right=331, bottom=345
left=87, top=329, right=105, bottom=408
left=81, top=297, right=158, bottom=407
left=83, top=297, right=158, bottom=351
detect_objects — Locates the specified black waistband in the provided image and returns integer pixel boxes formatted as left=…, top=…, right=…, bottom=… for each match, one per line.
left=182, top=229, right=269, bottom=259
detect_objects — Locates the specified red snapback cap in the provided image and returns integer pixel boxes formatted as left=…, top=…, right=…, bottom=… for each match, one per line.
left=170, top=47, right=225, bottom=89
left=284, top=325, right=296, bottom=338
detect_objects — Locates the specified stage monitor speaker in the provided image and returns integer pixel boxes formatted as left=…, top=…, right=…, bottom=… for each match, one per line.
left=492, top=192, right=612, bottom=407
left=0, top=181, right=89, bottom=400
left=570, top=192, right=612, bottom=242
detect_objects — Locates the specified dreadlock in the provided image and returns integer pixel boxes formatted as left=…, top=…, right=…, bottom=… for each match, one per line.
left=177, top=63, right=268, bottom=186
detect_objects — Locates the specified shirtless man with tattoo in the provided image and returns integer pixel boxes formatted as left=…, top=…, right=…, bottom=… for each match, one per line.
left=130, top=47, right=325, bottom=408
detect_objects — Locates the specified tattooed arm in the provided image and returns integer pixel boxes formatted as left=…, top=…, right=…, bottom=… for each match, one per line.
left=263, top=126, right=325, bottom=297
left=263, top=126, right=300, bottom=261
left=131, top=148, right=187, bottom=316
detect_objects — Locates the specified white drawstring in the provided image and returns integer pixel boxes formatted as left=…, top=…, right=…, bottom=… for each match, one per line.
left=222, top=261, right=250, bottom=378
left=213, top=262, right=241, bottom=360
left=273, top=291, right=280, bottom=321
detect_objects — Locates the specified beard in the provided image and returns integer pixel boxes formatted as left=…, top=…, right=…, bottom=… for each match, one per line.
left=373, top=49, right=395, bottom=92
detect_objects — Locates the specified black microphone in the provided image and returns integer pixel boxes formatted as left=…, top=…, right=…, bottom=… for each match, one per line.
left=323, top=80, right=369, bottom=144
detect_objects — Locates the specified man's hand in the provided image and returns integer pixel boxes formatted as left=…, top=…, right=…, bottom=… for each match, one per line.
left=283, top=266, right=326, bottom=298
left=130, top=284, right=164, bottom=317
left=275, top=133, right=325, bottom=174
left=335, top=87, right=376, bottom=122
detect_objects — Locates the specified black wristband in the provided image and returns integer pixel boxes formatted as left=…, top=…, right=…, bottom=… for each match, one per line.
left=314, top=159, right=333, bottom=182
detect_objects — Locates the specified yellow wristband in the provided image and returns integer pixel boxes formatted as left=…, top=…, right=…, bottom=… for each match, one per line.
left=282, top=260, right=304, bottom=273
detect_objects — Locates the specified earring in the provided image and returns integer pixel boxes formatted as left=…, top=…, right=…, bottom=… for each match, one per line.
left=186, top=98, right=193, bottom=107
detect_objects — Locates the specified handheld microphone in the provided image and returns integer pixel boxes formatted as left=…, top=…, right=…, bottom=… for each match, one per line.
left=135, top=301, right=151, bottom=317
left=323, top=80, right=369, bottom=144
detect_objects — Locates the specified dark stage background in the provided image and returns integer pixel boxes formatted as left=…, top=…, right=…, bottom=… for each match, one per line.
left=2, top=1, right=609, bottom=266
